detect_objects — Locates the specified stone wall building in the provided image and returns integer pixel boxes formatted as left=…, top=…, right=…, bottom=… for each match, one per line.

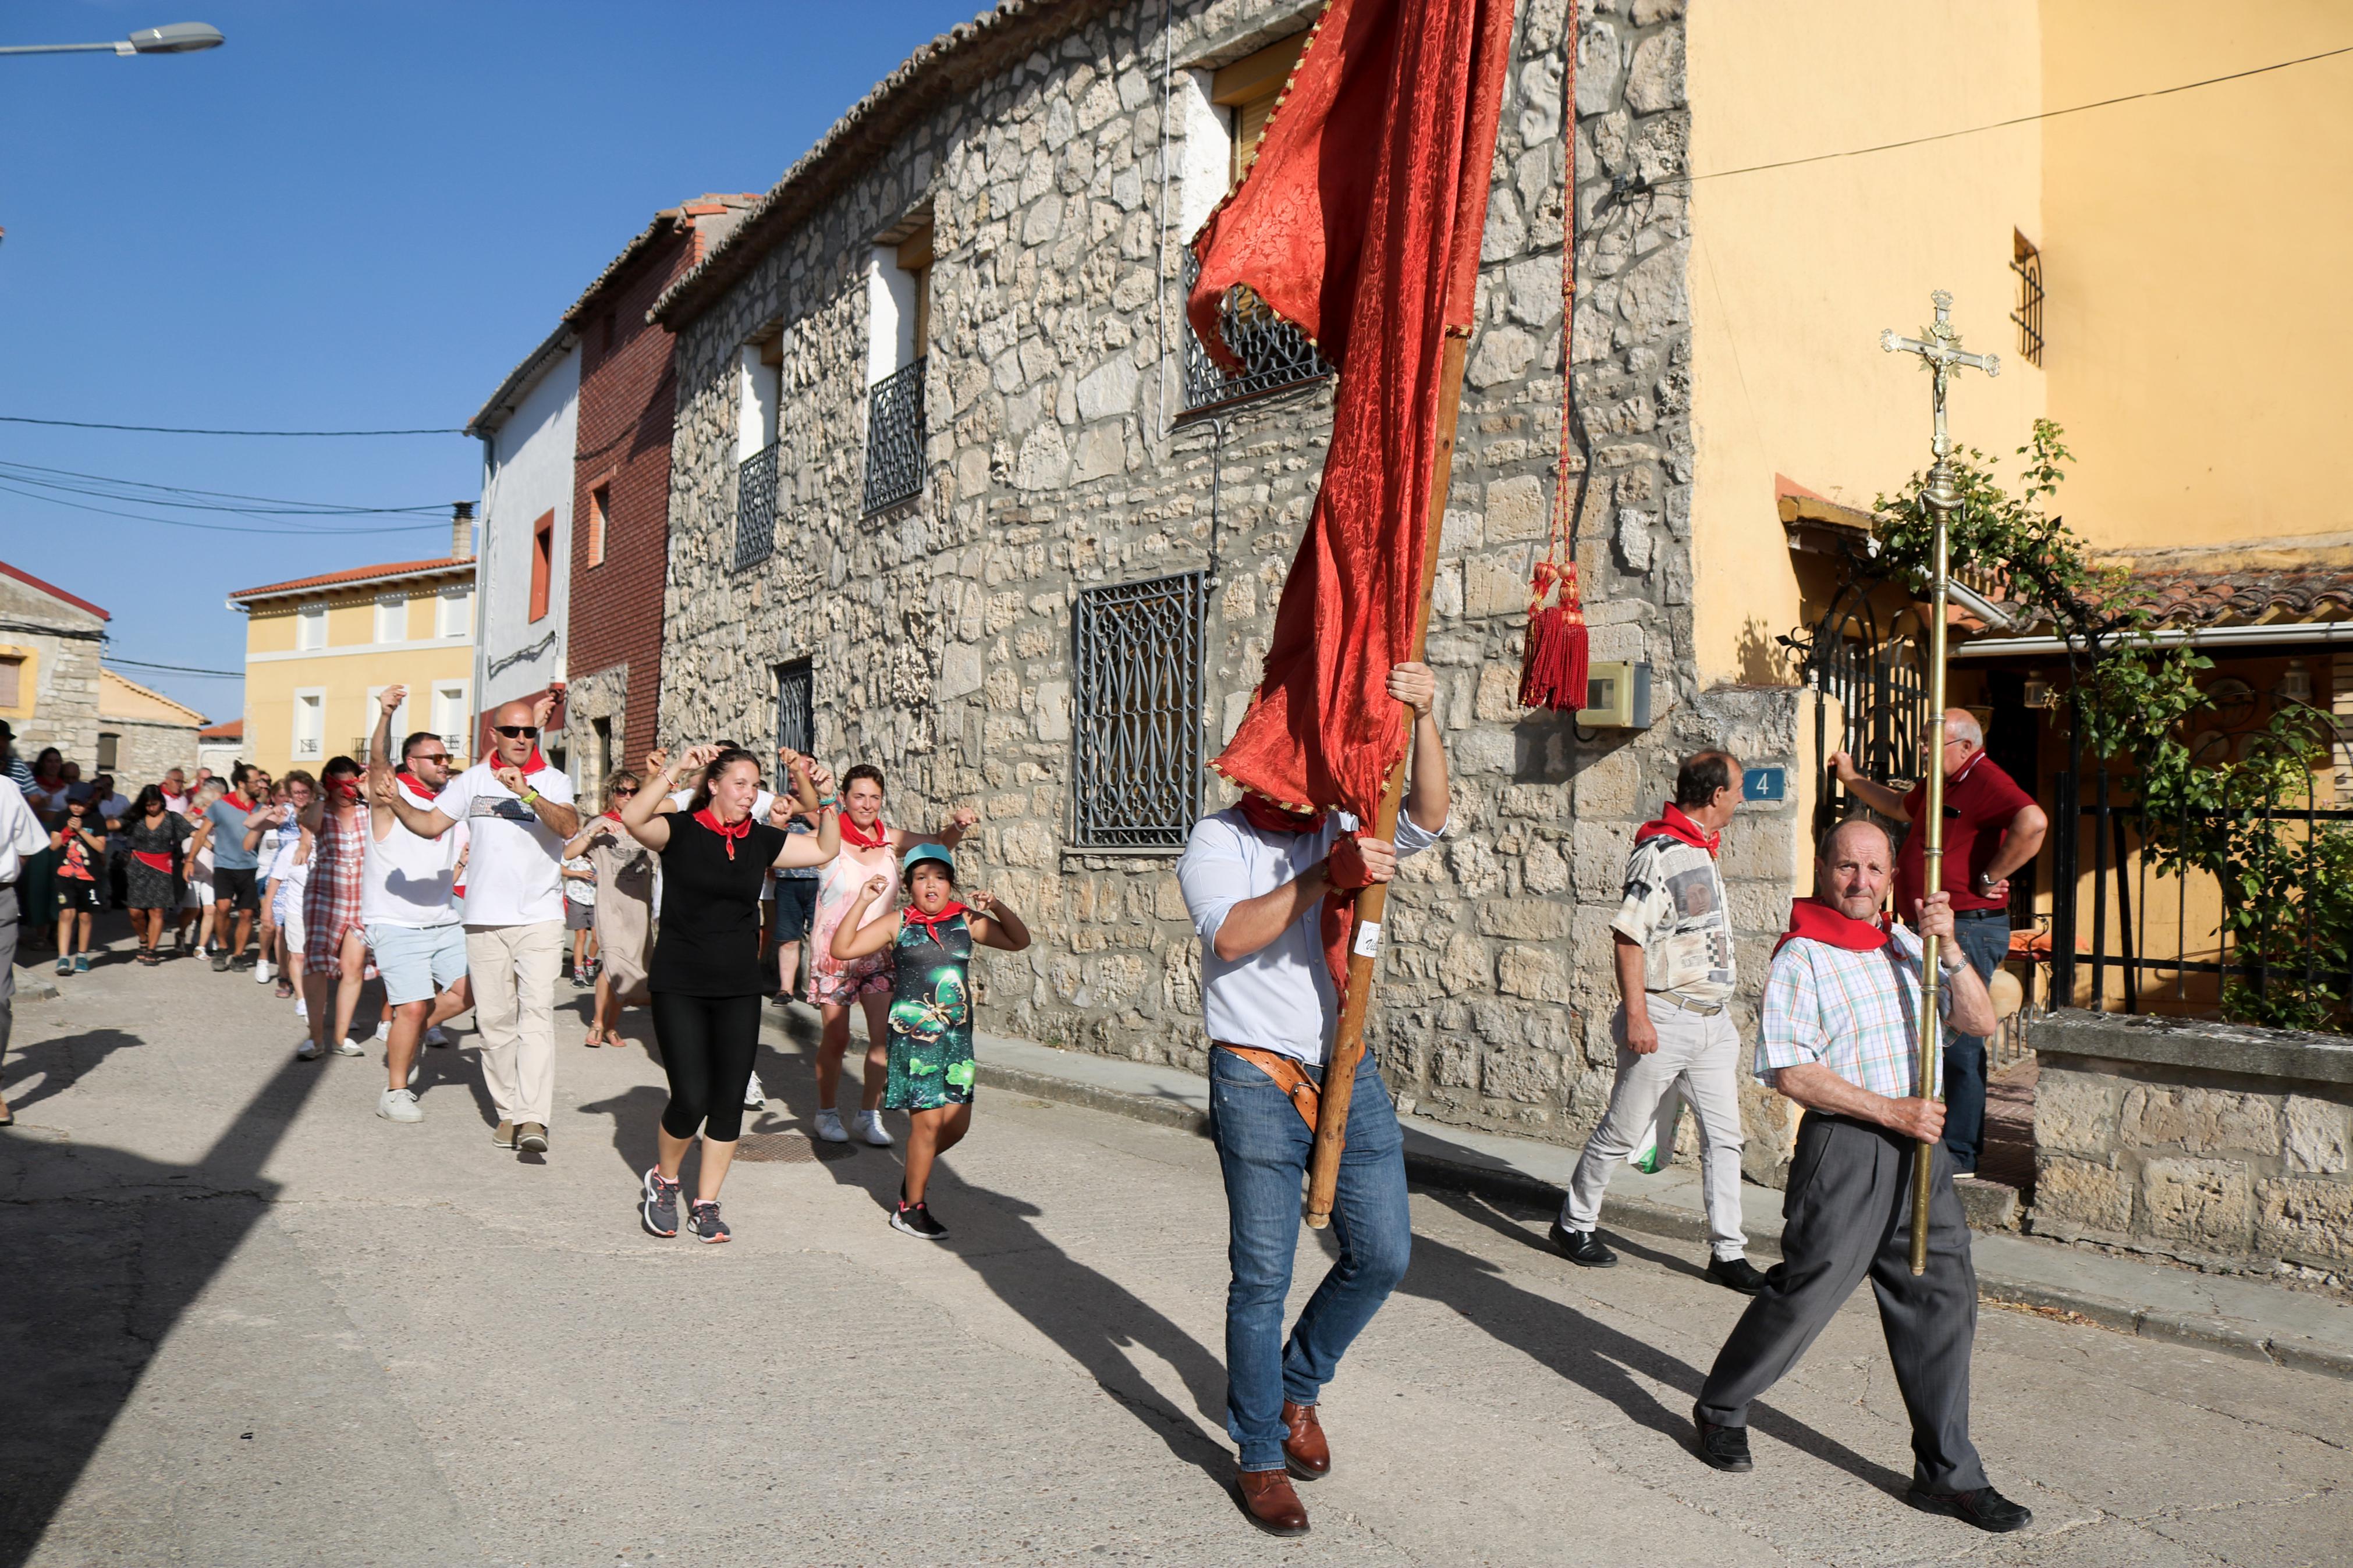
left=95, top=669, right=205, bottom=785
left=0, top=559, right=108, bottom=770
left=645, top=0, right=1818, bottom=1168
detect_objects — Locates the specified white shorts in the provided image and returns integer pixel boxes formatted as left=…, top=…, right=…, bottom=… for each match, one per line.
left=365, top=920, right=469, bottom=1007
left=183, top=879, right=212, bottom=911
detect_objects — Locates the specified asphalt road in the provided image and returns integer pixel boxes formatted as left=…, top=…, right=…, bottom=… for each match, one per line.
left=3, top=940, right=2347, bottom=1566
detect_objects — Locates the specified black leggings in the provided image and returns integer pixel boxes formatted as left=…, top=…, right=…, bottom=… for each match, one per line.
left=651, top=991, right=763, bottom=1143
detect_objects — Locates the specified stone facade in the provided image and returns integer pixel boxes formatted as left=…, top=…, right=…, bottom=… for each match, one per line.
left=654, top=0, right=1807, bottom=1161
left=2033, top=1011, right=2353, bottom=1274
left=0, top=564, right=107, bottom=770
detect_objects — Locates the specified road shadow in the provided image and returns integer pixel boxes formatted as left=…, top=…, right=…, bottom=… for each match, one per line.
left=1, top=1027, right=140, bottom=1118
left=0, top=1051, right=326, bottom=1565
left=576, top=1083, right=667, bottom=1181
left=757, top=1027, right=1235, bottom=1485
left=1391, top=1194, right=1912, bottom=1498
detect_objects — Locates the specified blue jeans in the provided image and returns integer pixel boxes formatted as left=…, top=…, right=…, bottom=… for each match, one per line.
left=1942, top=909, right=2011, bottom=1172
left=1209, top=1046, right=1412, bottom=1472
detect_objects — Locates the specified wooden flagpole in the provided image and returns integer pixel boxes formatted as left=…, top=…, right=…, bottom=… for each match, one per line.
left=1304, top=323, right=1472, bottom=1231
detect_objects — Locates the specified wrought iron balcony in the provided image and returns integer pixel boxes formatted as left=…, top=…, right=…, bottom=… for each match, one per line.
left=1180, top=250, right=1334, bottom=417
left=861, top=356, right=926, bottom=515
left=734, top=440, right=779, bottom=570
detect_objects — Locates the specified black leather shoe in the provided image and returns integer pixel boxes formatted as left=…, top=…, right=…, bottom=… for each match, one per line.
left=1706, top=1255, right=1771, bottom=1295
left=1691, top=1403, right=1752, bottom=1472
left=1907, top=1485, right=2032, bottom=1533
left=1550, top=1222, right=1617, bottom=1267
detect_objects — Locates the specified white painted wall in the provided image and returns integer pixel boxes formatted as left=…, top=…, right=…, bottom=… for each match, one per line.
left=737, top=345, right=779, bottom=460
left=1175, top=69, right=1230, bottom=244
left=474, top=341, right=580, bottom=726
left=865, top=248, right=918, bottom=385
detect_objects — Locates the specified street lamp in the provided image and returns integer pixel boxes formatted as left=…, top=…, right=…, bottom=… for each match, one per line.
left=0, top=22, right=223, bottom=57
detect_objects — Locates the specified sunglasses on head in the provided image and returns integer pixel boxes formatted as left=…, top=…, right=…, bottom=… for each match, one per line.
left=494, top=725, right=539, bottom=739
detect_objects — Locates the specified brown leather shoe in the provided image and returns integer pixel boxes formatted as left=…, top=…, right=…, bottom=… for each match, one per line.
left=1280, top=1400, right=1330, bottom=1480
left=1236, top=1466, right=1309, bottom=1536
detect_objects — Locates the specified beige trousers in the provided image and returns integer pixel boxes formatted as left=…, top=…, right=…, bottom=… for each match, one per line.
left=466, top=921, right=563, bottom=1126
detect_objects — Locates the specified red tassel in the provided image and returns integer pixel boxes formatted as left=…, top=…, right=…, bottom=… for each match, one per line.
left=1517, top=561, right=1590, bottom=711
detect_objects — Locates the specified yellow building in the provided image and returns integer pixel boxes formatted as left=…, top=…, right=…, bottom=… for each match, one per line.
left=228, top=535, right=477, bottom=780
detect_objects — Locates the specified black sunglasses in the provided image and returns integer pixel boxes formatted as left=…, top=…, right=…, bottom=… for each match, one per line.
left=494, top=725, right=540, bottom=739
left=411, top=752, right=452, bottom=765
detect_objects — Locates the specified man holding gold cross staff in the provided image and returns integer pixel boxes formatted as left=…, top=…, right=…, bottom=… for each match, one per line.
left=1172, top=0, right=1509, bottom=1537
left=1691, top=293, right=2029, bottom=1534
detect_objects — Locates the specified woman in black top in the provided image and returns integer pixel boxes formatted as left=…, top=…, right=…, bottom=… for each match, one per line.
left=617, top=743, right=839, bottom=1242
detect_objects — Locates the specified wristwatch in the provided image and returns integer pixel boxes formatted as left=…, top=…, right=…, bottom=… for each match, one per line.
left=520, top=788, right=540, bottom=807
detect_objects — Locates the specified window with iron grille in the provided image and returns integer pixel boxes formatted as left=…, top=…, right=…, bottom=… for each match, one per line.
left=861, top=357, right=926, bottom=515
left=1181, top=249, right=1334, bottom=416
left=1071, top=571, right=1205, bottom=850
left=774, top=658, right=814, bottom=758
left=735, top=440, right=779, bottom=570
left=2010, top=230, right=2044, bottom=368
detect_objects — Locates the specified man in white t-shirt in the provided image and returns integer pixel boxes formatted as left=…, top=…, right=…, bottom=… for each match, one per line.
left=363, top=686, right=472, bottom=1126
left=382, top=693, right=577, bottom=1155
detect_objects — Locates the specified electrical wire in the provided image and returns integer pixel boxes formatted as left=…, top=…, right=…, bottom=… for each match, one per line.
left=103, top=656, right=245, bottom=678
left=0, top=479, right=445, bottom=536
left=1638, top=41, right=2353, bottom=191
left=0, top=459, right=446, bottom=517
left=0, top=414, right=462, bottom=437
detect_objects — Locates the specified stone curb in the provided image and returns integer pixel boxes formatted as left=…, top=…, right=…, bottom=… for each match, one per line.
left=976, top=1056, right=2353, bottom=1384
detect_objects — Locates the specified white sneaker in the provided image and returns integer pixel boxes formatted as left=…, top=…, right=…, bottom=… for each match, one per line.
left=294, top=996, right=310, bottom=1021
left=424, top=1025, right=450, bottom=1048
left=858, top=1110, right=893, bottom=1148
left=296, top=1037, right=322, bottom=1061
left=814, top=1107, right=849, bottom=1143
left=743, top=1070, right=766, bottom=1111
left=374, top=1018, right=391, bottom=1041
left=377, top=1087, right=422, bottom=1123
left=406, top=1058, right=420, bottom=1087
left=331, top=1038, right=364, bottom=1057
left=254, top=959, right=273, bottom=984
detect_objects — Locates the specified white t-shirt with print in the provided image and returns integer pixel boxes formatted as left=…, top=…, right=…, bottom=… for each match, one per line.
left=435, top=762, right=574, bottom=926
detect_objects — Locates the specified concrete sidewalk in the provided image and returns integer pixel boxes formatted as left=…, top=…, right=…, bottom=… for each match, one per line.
left=973, top=1029, right=2353, bottom=1381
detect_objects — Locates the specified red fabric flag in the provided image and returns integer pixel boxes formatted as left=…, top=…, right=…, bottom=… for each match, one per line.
left=1189, top=0, right=1516, bottom=822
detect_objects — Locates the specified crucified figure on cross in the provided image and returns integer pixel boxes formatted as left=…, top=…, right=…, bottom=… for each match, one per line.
left=1878, top=289, right=1999, bottom=1275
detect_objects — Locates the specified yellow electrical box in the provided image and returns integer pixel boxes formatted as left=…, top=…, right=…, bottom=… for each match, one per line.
left=1576, top=661, right=1653, bottom=728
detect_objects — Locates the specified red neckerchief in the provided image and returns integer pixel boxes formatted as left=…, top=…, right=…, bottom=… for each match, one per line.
left=1773, top=897, right=1895, bottom=957
left=1233, top=792, right=1365, bottom=986
left=225, top=791, right=253, bottom=812
left=395, top=771, right=437, bottom=799
left=839, top=813, right=889, bottom=851
left=902, top=899, right=970, bottom=938
left=1634, top=801, right=1719, bottom=856
left=328, top=777, right=360, bottom=802
left=693, top=807, right=753, bottom=859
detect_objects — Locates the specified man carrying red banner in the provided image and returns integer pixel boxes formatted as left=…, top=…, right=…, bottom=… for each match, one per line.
left=1176, top=662, right=1449, bottom=1537
left=1692, top=817, right=2030, bottom=1534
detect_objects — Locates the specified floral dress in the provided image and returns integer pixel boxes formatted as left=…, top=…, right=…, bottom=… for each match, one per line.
left=808, top=840, right=899, bottom=1005
left=883, top=911, right=975, bottom=1111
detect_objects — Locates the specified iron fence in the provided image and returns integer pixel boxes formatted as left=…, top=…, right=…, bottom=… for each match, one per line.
left=1180, top=250, right=1333, bottom=416
left=1071, top=570, right=1205, bottom=851
left=735, top=442, right=779, bottom=570
left=861, top=357, right=926, bottom=515
left=774, top=659, right=814, bottom=758
left=2047, top=726, right=2353, bottom=1027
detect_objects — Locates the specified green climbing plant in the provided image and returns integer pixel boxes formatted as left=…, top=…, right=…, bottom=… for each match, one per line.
left=1872, top=419, right=2352, bottom=1030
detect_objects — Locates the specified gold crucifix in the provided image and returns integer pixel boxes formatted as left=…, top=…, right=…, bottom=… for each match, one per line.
left=1878, top=289, right=1997, bottom=1275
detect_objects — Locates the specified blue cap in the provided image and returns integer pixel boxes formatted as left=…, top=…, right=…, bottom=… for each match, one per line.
left=900, top=842, right=955, bottom=876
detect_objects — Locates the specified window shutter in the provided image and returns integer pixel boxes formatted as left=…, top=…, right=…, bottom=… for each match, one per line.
left=1212, top=31, right=1312, bottom=187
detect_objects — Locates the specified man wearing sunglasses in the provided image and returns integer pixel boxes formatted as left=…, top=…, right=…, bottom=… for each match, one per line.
left=381, top=690, right=579, bottom=1155
left=362, top=685, right=473, bottom=1125
left=1829, top=709, right=2047, bottom=1177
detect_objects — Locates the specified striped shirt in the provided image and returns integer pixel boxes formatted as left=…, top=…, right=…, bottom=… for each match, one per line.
left=1756, top=923, right=1955, bottom=1100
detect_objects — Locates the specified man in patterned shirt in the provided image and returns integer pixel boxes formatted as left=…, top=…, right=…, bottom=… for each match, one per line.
left=1551, top=751, right=1766, bottom=1293
left=1691, top=817, right=2030, bottom=1535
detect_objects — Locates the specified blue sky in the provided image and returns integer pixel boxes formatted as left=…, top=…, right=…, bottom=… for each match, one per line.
left=0, top=0, right=982, bottom=726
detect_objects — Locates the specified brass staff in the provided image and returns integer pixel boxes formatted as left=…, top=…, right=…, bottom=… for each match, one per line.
left=1881, top=292, right=1998, bottom=1274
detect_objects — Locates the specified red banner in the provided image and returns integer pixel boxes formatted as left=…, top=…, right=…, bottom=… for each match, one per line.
left=1188, top=0, right=1515, bottom=820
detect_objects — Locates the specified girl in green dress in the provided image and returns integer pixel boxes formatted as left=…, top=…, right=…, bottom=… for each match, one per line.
left=832, top=844, right=1030, bottom=1239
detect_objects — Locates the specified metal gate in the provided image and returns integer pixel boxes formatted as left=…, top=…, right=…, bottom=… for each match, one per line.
left=774, top=659, right=814, bottom=758
left=1071, top=571, right=1205, bottom=851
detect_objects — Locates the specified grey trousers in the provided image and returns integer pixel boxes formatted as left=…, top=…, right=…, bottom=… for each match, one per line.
left=1697, top=1111, right=1990, bottom=1494
left=1559, top=997, right=1747, bottom=1257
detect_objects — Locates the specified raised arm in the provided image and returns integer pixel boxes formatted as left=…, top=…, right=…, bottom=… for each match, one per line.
left=965, top=888, right=1031, bottom=953
left=1827, top=751, right=1914, bottom=820
left=1390, top=662, right=1450, bottom=834
left=829, top=874, right=900, bottom=961
left=619, top=746, right=710, bottom=853
left=367, top=685, right=407, bottom=835
left=895, top=805, right=979, bottom=855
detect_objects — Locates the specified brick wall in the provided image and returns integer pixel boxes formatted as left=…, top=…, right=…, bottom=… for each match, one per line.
left=566, top=221, right=699, bottom=772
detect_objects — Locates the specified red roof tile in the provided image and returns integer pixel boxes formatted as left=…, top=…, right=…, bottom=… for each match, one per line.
left=198, top=720, right=243, bottom=741
left=230, top=556, right=474, bottom=602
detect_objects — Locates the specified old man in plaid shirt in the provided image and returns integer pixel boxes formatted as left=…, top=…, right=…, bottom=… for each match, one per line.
left=1689, top=817, right=2032, bottom=1535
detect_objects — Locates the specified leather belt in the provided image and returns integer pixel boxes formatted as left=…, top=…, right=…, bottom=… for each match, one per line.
left=1213, top=1041, right=1320, bottom=1132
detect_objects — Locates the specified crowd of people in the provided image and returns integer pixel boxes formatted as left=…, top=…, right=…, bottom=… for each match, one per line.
left=0, top=682, right=2045, bottom=1540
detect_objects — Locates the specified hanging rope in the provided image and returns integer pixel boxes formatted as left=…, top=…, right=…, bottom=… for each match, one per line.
left=1518, top=29, right=1588, bottom=712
